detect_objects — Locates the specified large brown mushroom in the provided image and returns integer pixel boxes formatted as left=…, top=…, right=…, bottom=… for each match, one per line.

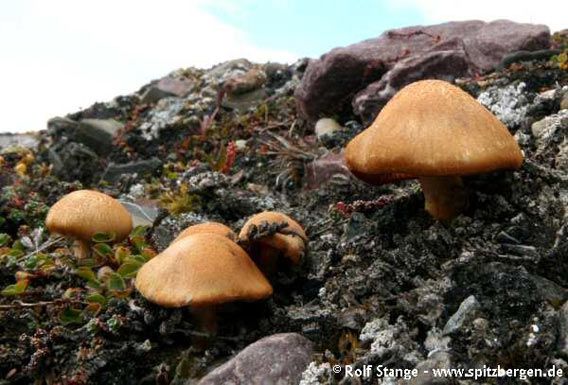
left=238, top=211, right=307, bottom=273
left=135, top=233, right=272, bottom=331
left=345, top=79, right=524, bottom=221
left=45, top=190, right=133, bottom=259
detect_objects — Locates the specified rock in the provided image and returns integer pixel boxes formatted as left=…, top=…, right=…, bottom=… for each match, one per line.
left=75, top=118, right=123, bottom=156
left=442, top=295, right=480, bottom=335
left=304, top=152, right=351, bottom=189
left=295, top=20, right=550, bottom=122
left=141, top=77, right=195, bottom=104
left=298, top=362, right=332, bottom=385
left=478, top=82, right=532, bottom=128
left=314, top=118, right=342, bottom=140
left=120, top=199, right=160, bottom=227
left=409, top=351, right=453, bottom=385
left=197, top=333, right=313, bottom=385
left=101, top=158, right=162, bottom=183
left=559, top=301, right=568, bottom=356
left=47, top=116, right=79, bottom=138
left=222, top=88, right=267, bottom=111
left=204, top=58, right=253, bottom=85
left=0, top=133, right=39, bottom=151
left=138, top=97, right=185, bottom=141
left=224, top=68, right=267, bottom=96
left=353, top=48, right=470, bottom=123
left=561, top=91, right=568, bottom=111
left=531, top=110, right=568, bottom=145
left=47, top=142, right=101, bottom=183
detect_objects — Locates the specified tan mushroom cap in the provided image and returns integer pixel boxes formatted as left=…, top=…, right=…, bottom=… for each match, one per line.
left=46, top=190, right=133, bottom=241
left=238, top=211, right=307, bottom=265
left=345, top=79, right=524, bottom=183
left=135, top=233, right=273, bottom=308
left=172, top=222, right=236, bottom=244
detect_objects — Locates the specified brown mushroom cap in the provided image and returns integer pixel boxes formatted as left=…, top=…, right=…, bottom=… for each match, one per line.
left=45, top=190, right=133, bottom=241
left=345, top=79, right=524, bottom=183
left=135, top=233, right=273, bottom=308
left=238, top=211, right=307, bottom=265
left=172, top=222, right=236, bottom=244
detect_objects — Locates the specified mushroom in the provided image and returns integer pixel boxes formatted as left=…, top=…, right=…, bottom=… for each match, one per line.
left=172, top=222, right=236, bottom=244
left=345, top=79, right=524, bottom=221
left=238, top=211, right=307, bottom=273
left=135, top=233, right=272, bottom=332
left=45, top=190, right=133, bottom=259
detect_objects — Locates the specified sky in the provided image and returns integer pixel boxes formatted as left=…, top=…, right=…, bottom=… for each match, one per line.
left=0, top=0, right=566, bottom=133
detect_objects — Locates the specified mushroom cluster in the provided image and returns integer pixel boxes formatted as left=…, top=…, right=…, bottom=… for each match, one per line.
left=345, top=79, right=524, bottom=220
left=134, top=213, right=306, bottom=329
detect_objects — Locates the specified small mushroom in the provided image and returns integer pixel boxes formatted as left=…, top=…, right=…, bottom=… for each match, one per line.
left=135, top=233, right=272, bottom=332
left=45, top=190, right=133, bottom=259
left=172, top=222, right=236, bottom=244
left=345, top=79, right=524, bottom=221
left=238, top=211, right=307, bottom=274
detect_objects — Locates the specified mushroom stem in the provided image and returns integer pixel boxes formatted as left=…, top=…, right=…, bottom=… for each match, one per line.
left=255, top=244, right=280, bottom=275
left=73, top=240, right=91, bottom=260
left=418, top=176, right=467, bottom=221
left=192, top=306, right=218, bottom=336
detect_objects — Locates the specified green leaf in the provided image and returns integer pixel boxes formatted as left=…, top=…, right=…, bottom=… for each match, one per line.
left=75, top=267, right=97, bottom=282
left=0, top=233, right=10, bottom=247
left=107, top=272, right=126, bottom=292
left=92, top=232, right=116, bottom=243
left=117, top=260, right=143, bottom=278
left=1, top=279, right=28, bottom=296
left=75, top=267, right=101, bottom=289
left=59, top=307, right=83, bottom=325
left=93, top=243, right=113, bottom=258
left=130, top=226, right=148, bottom=238
left=86, top=292, right=107, bottom=306
left=11, top=240, right=25, bottom=251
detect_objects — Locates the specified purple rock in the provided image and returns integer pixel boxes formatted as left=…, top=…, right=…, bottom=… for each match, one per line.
left=197, top=333, right=313, bottom=385
left=305, top=152, right=352, bottom=190
left=295, top=20, right=550, bottom=123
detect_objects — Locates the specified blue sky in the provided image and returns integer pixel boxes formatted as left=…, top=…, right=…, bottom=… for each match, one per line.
left=202, top=1, right=424, bottom=58
left=0, top=0, right=565, bottom=133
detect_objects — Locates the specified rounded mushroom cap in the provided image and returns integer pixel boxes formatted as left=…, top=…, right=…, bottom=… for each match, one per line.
left=238, top=211, right=307, bottom=265
left=345, top=79, right=524, bottom=184
left=173, top=222, right=236, bottom=244
left=135, top=233, right=273, bottom=308
left=45, top=190, right=133, bottom=242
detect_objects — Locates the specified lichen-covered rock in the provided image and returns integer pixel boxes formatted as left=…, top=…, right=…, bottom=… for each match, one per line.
left=196, top=333, right=313, bottom=385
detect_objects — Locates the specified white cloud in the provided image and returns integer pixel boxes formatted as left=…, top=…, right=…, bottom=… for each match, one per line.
left=0, top=0, right=298, bottom=133
left=387, top=0, right=566, bottom=32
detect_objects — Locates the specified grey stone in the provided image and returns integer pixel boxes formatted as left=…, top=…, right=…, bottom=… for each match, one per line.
left=101, top=157, right=162, bottom=183
left=197, top=333, right=313, bottom=385
left=48, top=142, right=101, bottom=183
left=478, top=82, right=532, bottom=128
left=75, top=118, right=123, bottom=156
left=222, top=88, right=267, bottom=111
left=561, top=91, right=568, bottom=111
left=295, top=20, right=549, bottom=122
left=0, top=133, right=39, bottom=151
left=559, top=301, right=568, bottom=356
left=410, top=351, right=453, bottom=385
left=120, top=200, right=160, bottom=227
left=314, top=118, right=342, bottom=140
left=47, top=116, right=79, bottom=138
left=443, top=295, right=480, bottom=335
